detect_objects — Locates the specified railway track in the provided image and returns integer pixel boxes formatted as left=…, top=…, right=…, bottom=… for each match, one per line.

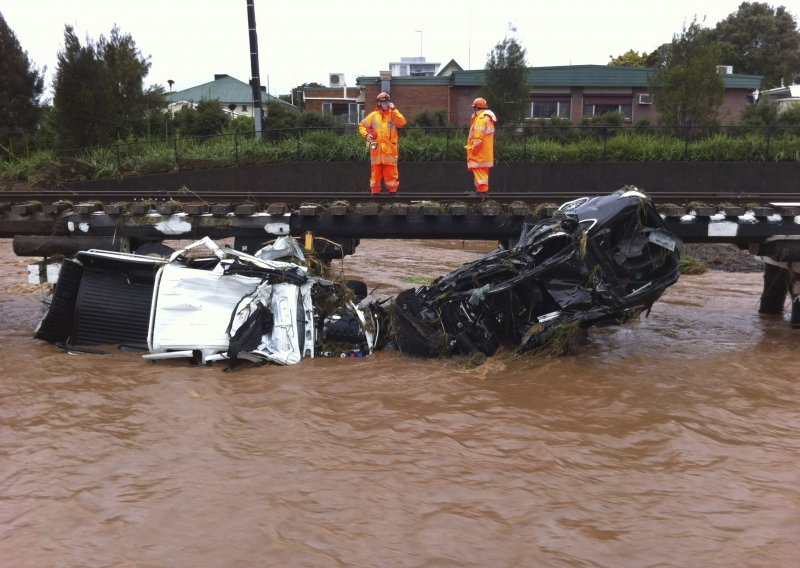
left=0, top=189, right=797, bottom=207
left=2, top=188, right=799, bottom=258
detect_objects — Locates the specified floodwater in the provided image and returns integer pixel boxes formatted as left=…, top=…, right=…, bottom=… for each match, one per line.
left=1, top=238, right=798, bottom=568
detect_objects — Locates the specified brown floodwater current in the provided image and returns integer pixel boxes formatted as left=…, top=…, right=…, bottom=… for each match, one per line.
left=1, top=238, right=798, bottom=567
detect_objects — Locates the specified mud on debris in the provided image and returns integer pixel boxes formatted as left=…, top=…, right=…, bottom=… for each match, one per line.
left=681, top=244, right=765, bottom=273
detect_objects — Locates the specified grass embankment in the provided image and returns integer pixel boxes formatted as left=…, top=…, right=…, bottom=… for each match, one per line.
left=2, top=129, right=800, bottom=188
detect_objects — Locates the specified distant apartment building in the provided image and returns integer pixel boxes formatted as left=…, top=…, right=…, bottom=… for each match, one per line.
left=389, top=57, right=441, bottom=77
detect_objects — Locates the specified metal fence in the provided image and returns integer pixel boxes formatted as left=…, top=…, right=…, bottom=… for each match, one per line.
left=51, top=123, right=800, bottom=171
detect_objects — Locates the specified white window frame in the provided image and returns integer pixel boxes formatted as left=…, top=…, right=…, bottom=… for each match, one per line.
left=529, top=101, right=571, bottom=120
left=582, top=103, right=633, bottom=121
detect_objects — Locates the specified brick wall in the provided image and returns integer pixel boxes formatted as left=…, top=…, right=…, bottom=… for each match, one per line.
left=450, top=87, right=482, bottom=124
left=570, top=88, right=584, bottom=123
left=631, top=89, right=659, bottom=124
left=312, top=82, right=753, bottom=125
left=717, top=90, right=751, bottom=124
left=363, top=84, right=453, bottom=123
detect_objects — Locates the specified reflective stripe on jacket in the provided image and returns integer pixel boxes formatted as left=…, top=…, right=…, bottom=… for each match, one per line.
left=359, top=107, right=407, bottom=165
left=466, top=109, right=497, bottom=169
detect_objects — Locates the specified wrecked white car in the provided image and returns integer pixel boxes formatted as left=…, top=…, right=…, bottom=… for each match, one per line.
left=34, top=236, right=379, bottom=368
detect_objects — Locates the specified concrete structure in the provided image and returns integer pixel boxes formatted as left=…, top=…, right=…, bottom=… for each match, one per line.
left=389, top=57, right=441, bottom=77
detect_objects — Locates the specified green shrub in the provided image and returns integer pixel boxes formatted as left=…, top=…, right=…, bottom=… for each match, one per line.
left=779, top=103, right=800, bottom=126
left=410, top=109, right=449, bottom=128
left=5, top=125, right=800, bottom=184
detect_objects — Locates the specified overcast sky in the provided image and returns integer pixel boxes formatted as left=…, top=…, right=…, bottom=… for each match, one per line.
left=3, top=0, right=797, bottom=100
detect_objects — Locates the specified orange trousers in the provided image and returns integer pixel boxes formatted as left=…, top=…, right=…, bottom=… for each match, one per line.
left=370, top=164, right=399, bottom=194
left=470, top=167, right=490, bottom=192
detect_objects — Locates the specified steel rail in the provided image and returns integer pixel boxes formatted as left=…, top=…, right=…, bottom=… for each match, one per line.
left=0, top=190, right=795, bottom=205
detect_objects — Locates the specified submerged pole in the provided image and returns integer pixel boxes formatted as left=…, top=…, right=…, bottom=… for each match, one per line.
left=246, top=0, right=263, bottom=139
left=758, top=263, right=789, bottom=315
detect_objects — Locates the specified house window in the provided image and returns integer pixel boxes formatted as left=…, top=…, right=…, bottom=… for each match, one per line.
left=582, top=102, right=632, bottom=120
left=529, top=101, right=571, bottom=119
left=322, top=102, right=360, bottom=123
left=241, top=105, right=248, bottom=112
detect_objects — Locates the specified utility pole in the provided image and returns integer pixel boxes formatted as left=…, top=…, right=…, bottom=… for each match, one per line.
left=246, top=0, right=263, bottom=139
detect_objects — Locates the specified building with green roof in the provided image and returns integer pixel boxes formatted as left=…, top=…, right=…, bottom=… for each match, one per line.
left=350, top=64, right=761, bottom=125
left=165, top=74, right=295, bottom=119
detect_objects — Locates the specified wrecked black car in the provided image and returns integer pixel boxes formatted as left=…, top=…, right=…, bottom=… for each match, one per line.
left=386, top=188, right=681, bottom=357
left=33, top=189, right=680, bottom=366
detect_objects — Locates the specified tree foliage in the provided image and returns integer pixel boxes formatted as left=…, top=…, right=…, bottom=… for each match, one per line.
left=482, top=36, right=528, bottom=123
left=52, top=25, right=163, bottom=149
left=99, top=26, right=156, bottom=139
left=739, top=101, right=781, bottom=125
left=53, top=26, right=113, bottom=148
left=708, top=2, right=800, bottom=88
left=649, top=20, right=725, bottom=128
left=610, top=3, right=800, bottom=87
left=263, top=100, right=301, bottom=129
left=409, top=109, right=449, bottom=128
left=608, top=50, right=650, bottom=67
left=778, top=102, right=800, bottom=125
left=0, top=11, right=44, bottom=152
left=172, top=99, right=230, bottom=137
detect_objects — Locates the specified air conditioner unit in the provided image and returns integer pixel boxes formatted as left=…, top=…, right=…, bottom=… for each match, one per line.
left=638, top=93, right=653, bottom=105
left=329, top=73, right=345, bottom=87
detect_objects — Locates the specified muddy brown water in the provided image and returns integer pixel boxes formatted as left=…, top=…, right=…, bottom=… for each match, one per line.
left=1, top=238, right=798, bottom=567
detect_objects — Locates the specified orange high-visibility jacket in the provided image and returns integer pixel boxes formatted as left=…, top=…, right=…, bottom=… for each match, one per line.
left=359, top=106, right=407, bottom=165
left=466, top=109, right=498, bottom=169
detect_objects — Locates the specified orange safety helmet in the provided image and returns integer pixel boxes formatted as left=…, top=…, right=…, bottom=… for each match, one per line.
left=377, top=92, right=391, bottom=102
left=472, top=97, right=488, bottom=109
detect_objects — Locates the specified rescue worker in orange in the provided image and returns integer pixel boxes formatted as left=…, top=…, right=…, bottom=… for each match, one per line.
left=465, top=97, right=498, bottom=195
left=359, top=92, right=407, bottom=195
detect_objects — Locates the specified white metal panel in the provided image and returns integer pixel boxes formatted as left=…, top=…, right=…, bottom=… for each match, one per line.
left=149, top=264, right=262, bottom=352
